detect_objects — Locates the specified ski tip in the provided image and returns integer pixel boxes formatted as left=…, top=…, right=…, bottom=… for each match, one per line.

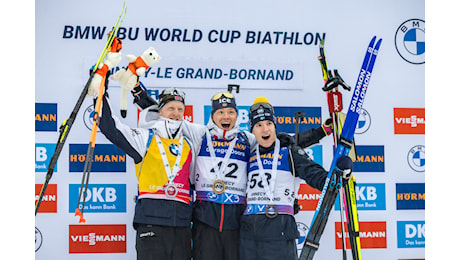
left=369, top=36, right=377, bottom=46
left=375, top=38, right=383, bottom=48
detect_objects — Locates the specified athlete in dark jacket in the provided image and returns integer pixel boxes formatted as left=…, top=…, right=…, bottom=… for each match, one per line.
left=239, top=97, right=352, bottom=260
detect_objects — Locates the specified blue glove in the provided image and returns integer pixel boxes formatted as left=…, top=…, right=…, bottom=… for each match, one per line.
left=336, top=155, right=353, bottom=182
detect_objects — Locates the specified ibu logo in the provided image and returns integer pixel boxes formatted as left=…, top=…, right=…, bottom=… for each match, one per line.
left=69, top=184, right=126, bottom=213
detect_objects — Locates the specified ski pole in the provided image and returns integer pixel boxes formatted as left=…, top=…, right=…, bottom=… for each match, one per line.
left=35, top=3, right=127, bottom=215
left=74, top=72, right=107, bottom=223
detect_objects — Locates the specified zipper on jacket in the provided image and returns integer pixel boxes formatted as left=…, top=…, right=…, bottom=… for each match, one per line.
left=219, top=203, right=225, bottom=232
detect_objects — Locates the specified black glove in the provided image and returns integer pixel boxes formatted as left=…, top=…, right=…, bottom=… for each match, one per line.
left=336, top=155, right=353, bottom=182
left=132, top=83, right=158, bottom=109
left=294, top=199, right=302, bottom=214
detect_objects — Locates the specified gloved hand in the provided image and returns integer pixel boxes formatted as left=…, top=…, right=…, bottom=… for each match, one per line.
left=132, top=83, right=158, bottom=110
left=336, top=155, right=353, bottom=182
left=321, top=118, right=333, bottom=136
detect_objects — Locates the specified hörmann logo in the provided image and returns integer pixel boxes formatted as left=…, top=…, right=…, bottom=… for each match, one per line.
left=35, top=103, right=57, bottom=132
left=205, top=105, right=321, bottom=133
left=69, top=144, right=126, bottom=172
left=352, top=145, right=385, bottom=172
left=396, top=183, right=425, bottom=210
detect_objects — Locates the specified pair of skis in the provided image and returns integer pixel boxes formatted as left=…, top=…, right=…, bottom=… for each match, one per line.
left=299, top=36, right=382, bottom=260
left=35, top=3, right=127, bottom=221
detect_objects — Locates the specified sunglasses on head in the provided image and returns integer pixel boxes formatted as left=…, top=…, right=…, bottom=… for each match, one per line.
left=249, top=102, right=273, bottom=113
left=159, top=88, right=186, bottom=100
left=211, top=92, right=234, bottom=101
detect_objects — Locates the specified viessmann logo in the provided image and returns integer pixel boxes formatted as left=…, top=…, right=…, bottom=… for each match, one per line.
left=394, top=108, right=425, bottom=134
left=69, top=224, right=126, bottom=253
left=296, top=183, right=321, bottom=211
left=335, top=221, right=387, bottom=249
left=35, top=184, right=57, bottom=213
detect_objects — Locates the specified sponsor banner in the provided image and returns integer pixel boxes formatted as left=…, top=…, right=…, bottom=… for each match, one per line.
left=83, top=105, right=101, bottom=132
left=100, top=58, right=304, bottom=90
left=355, top=108, right=371, bottom=134
left=35, top=103, right=57, bottom=132
left=35, top=227, right=43, bottom=252
left=69, top=144, right=126, bottom=172
left=335, top=221, right=387, bottom=249
left=35, top=184, right=57, bottom=213
left=394, top=108, right=425, bottom=134
left=395, top=19, right=425, bottom=64
left=297, top=183, right=321, bottom=211
left=69, top=184, right=126, bottom=213
left=271, top=106, right=321, bottom=134
left=296, top=222, right=310, bottom=251
left=204, top=105, right=321, bottom=133
left=407, top=145, right=425, bottom=172
left=69, top=224, right=127, bottom=254
left=396, top=183, right=425, bottom=210
left=305, top=144, right=322, bottom=166
left=397, top=221, right=425, bottom=248
left=352, top=145, right=385, bottom=172
left=334, top=183, right=386, bottom=211
left=35, top=143, right=57, bottom=173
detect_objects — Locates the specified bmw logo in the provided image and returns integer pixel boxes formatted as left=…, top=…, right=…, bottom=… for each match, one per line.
left=296, top=222, right=310, bottom=251
left=169, top=143, right=180, bottom=156
left=355, top=108, right=371, bottom=134
left=407, top=145, right=425, bottom=172
left=35, top=227, right=43, bottom=252
left=395, top=19, right=425, bottom=64
left=83, top=105, right=101, bottom=132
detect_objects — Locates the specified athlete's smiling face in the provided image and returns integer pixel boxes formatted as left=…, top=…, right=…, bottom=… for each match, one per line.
left=252, top=120, right=276, bottom=148
left=212, top=107, right=238, bottom=131
left=158, top=101, right=185, bottom=121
